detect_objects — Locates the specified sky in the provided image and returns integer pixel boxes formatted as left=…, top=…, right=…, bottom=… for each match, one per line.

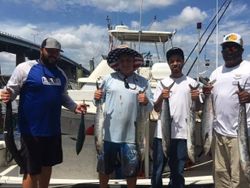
left=0, top=0, right=250, bottom=78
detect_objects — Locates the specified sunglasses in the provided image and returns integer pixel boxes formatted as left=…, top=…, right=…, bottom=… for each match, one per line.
left=222, top=45, right=241, bottom=53
left=123, top=77, right=137, bottom=90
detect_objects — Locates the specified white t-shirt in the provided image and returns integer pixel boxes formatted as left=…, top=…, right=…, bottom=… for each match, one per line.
left=154, top=75, right=197, bottom=139
left=210, top=60, right=250, bottom=137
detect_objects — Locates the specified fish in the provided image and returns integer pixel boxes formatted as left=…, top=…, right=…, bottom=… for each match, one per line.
left=94, top=81, right=104, bottom=155
left=237, top=81, right=250, bottom=182
left=76, top=111, right=85, bottom=155
left=160, top=81, right=175, bottom=158
left=3, top=101, right=24, bottom=168
left=135, top=86, right=149, bottom=161
left=199, top=77, right=215, bottom=156
left=187, top=84, right=199, bottom=163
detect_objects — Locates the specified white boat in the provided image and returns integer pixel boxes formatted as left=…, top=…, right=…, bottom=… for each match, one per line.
left=61, top=24, right=175, bottom=139
left=57, top=25, right=214, bottom=187
left=60, top=24, right=174, bottom=179
left=0, top=25, right=213, bottom=188
left=64, top=25, right=173, bottom=115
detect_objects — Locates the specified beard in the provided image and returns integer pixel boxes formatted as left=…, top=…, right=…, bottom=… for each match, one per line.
left=41, top=55, right=59, bottom=67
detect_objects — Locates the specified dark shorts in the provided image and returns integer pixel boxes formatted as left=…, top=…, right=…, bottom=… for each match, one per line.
left=97, top=141, right=139, bottom=177
left=20, top=135, right=62, bottom=175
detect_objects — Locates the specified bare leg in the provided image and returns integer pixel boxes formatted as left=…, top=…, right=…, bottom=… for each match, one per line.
left=127, top=177, right=137, bottom=188
left=22, top=166, right=52, bottom=188
left=38, top=166, right=52, bottom=188
left=22, top=174, right=39, bottom=188
left=99, top=172, right=109, bottom=188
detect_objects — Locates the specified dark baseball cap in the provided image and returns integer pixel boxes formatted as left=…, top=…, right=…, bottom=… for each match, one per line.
left=166, top=47, right=184, bottom=61
left=41, top=37, right=63, bottom=52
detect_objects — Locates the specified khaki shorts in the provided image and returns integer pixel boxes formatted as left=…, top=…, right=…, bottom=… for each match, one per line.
left=212, top=132, right=250, bottom=188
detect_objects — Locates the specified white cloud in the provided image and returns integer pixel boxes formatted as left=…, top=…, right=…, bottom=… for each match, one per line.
left=1, top=0, right=250, bottom=75
left=150, top=6, right=207, bottom=31
left=32, top=0, right=58, bottom=10
left=218, top=1, right=250, bottom=47
left=0, top=52, right=16, bottom=75
left=0, top=52, right=15, bottom=62
left=0, top=20, right=109, bottom=68
left=85, top=0, right=176, bottom=12
left=6, top=0, right=177, bottom=13
left=45, top=24, right=109, bottom=66
left=224, top=2, right=248, bottom=19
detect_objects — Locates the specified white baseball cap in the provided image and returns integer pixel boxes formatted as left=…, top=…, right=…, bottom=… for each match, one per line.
left=221, top=33, right=243, bottom=47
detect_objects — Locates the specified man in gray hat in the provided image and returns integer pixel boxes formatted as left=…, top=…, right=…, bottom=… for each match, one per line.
left=1, top=37, right=87, bottom=188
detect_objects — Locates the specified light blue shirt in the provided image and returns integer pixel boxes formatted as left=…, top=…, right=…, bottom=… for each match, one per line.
left=99, top=72, right=153, bottom=143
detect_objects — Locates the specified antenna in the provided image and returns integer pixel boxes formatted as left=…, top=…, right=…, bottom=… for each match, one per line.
left=89, top=58, right=95, bottom=73
left=106, top=16, right=113, bottom=51
left=138, top=0, right=143, bottom=53
left=196, top=22, right=202, bottom=81
left=215, top=0, right=219, bottom=68
left=106, top=16, right=112, bottom=30
left=148, top=15, right=157, bottom=30
left=204, top=47, right=210, bottom=67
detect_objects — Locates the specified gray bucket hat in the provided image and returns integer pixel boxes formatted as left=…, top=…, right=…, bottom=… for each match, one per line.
left=41, top=37, right=63, bottom=52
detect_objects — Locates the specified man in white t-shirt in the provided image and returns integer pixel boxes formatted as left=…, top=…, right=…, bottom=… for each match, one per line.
left=203, top=33, right=250, bottom=188
left=151, top=47, right=200, bottom=188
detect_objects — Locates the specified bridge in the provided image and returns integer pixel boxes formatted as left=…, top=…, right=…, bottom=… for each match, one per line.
left=0, top=31, right=90, bottom=83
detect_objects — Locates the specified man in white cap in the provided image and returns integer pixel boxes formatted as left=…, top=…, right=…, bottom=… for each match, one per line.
left=1, top=37, right=87, bottom=188
left=203, top=33, right=250, bottom=187
left=94, top=45, right=153, bottom=188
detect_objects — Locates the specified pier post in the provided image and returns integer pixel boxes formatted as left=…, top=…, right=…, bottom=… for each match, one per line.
left=16, top=53, right=25, bottom=66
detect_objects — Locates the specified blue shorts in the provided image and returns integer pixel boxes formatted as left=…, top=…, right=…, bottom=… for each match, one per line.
left=20, top=135, right=62, bottom=175
left=97, top=141, right=139, bottom=177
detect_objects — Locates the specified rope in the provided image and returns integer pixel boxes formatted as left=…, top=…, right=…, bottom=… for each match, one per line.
left=161, top=160, right=213, bottom=177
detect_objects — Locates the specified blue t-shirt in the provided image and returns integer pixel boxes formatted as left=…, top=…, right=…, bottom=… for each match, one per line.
left=99, top=72, right=153, bottom=143
left=6, top=60, right=76, bottom=136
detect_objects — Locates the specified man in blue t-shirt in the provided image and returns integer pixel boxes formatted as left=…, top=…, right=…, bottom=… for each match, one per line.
left=1, top=37, right=87, bottom=188
left=94, top=45, right=153, bottom=188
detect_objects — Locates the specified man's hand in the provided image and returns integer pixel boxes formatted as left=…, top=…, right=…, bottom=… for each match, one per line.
left=191, top=89, right=200, bottom=101
left=238, top=90, right=250, bottom=104
left=138, top=92, right=148, bottom=105
left=161, top=88, right=170, bottom=100
left=0, top=89, right=11, bottom=103
left=94, top=89, right=103, bottom=101
left=74, top=103, right=88, bottom=114
left=203, top=84, right=213, bottom=95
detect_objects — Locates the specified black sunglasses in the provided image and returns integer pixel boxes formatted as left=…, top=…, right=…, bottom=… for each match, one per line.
left=123, top=77, right=137, bottom=90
